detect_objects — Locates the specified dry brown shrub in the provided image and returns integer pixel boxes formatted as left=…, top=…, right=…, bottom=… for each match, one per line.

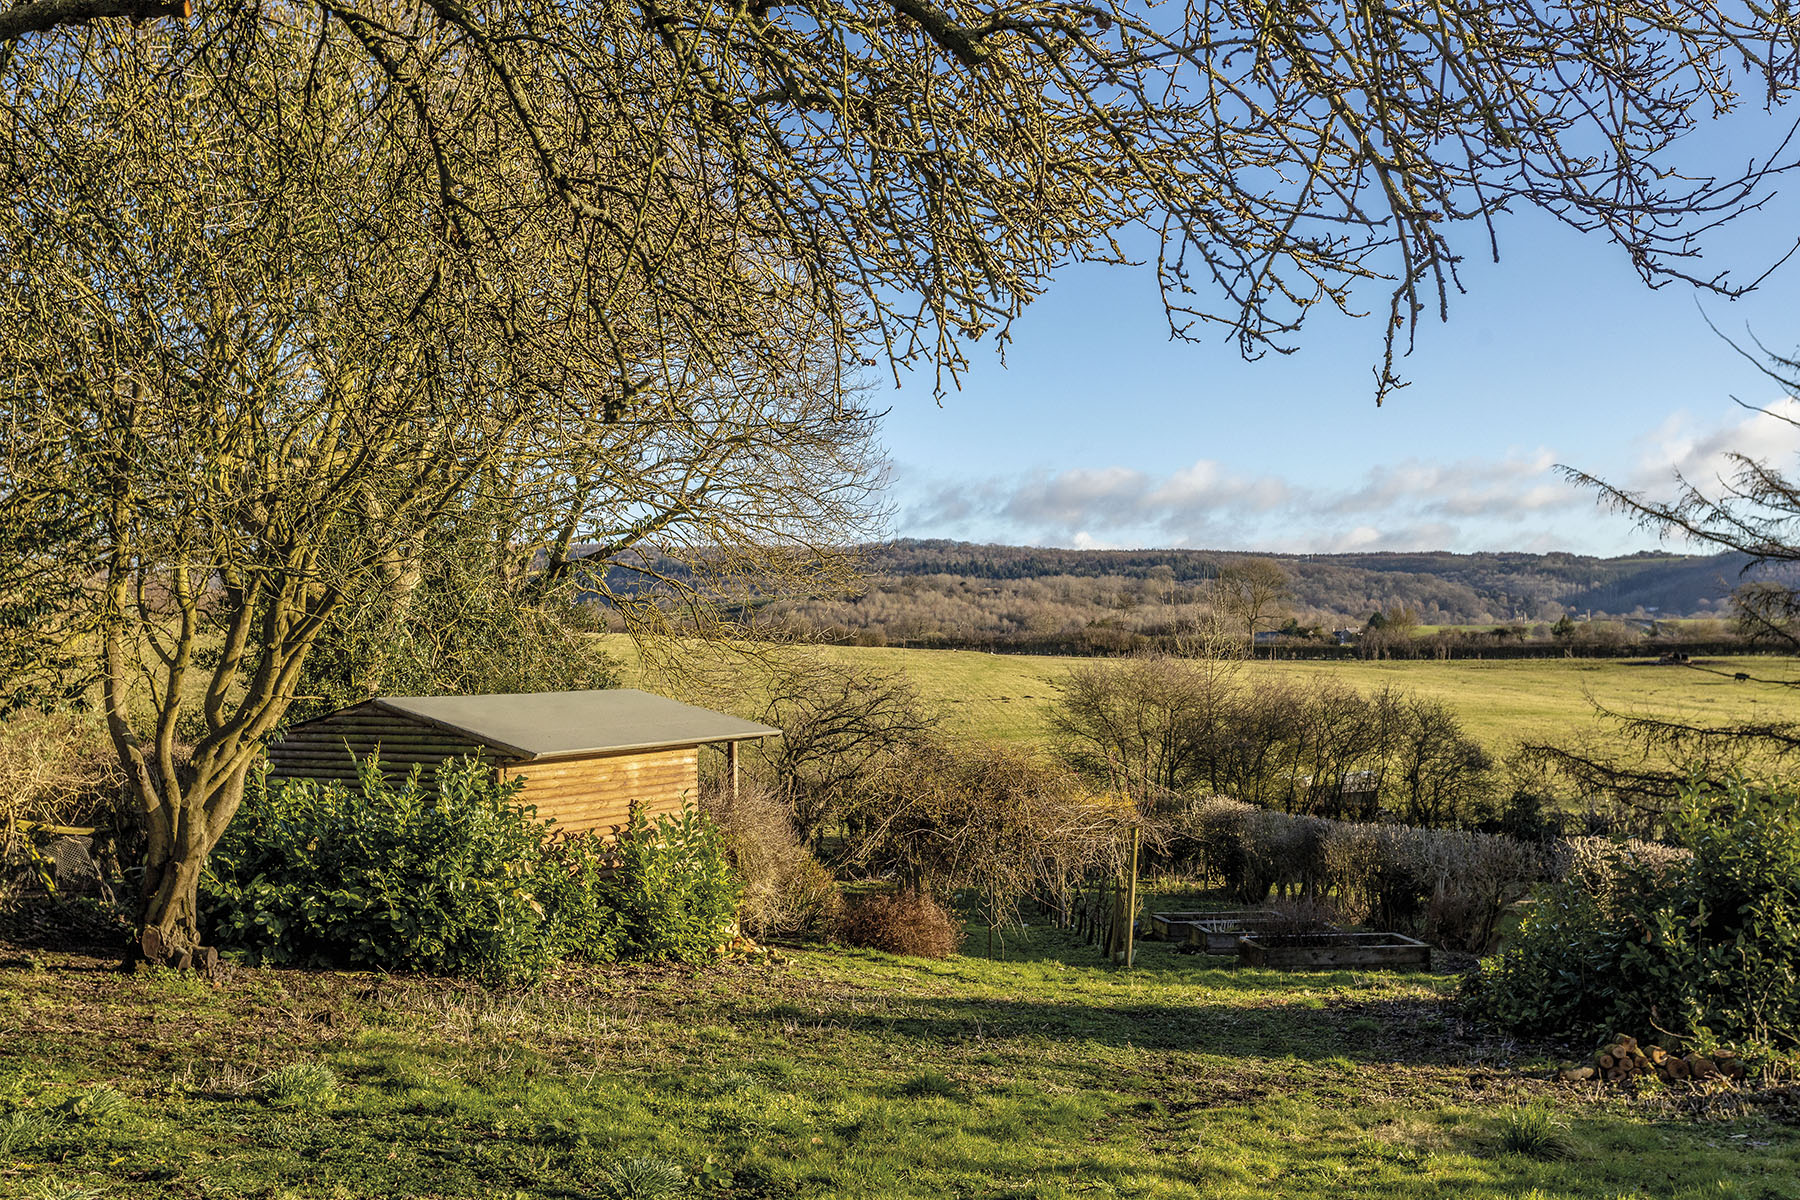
left=1560, top=835, right=1689, bottom=891
left=0, top=711, right=125, bottom=832
left=700, top=778, right=842, bottom=938
left=1263, top=895, right=1343, bottom=934
left=846, top=740, right=1137, bottom=935
left=834, top=891, right=963, bottom=958
left=1172, top=794, right=1562, bottom=951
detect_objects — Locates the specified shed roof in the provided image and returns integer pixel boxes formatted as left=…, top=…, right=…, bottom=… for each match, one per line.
left=361, top=689, right=779, bottom=761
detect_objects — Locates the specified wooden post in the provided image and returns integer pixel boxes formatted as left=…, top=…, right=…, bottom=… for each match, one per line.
left=1124, top=825, right=1140, bottom=968
left=727, top=740, right=739, bottom=801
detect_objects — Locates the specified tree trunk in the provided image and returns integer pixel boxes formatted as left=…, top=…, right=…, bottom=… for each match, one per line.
left=131, top=765, right=249, bottom=973
left=137, top=848, right=209, bottom=966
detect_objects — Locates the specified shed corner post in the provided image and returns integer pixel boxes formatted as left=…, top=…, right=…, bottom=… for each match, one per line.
left=727, top=740, right=739, bottom=802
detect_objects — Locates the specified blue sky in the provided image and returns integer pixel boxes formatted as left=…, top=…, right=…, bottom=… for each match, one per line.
left=877, top=109, right=1800, bottom=557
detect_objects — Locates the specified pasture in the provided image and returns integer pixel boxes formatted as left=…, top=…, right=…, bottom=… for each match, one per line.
left=4, top=916, right=1797, bottom=1200
left=611, top=637, right=1800, bottom=752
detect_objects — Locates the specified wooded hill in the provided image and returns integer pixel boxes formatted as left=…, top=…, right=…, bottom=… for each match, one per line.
left=735, top=541, right=1797, bottom=650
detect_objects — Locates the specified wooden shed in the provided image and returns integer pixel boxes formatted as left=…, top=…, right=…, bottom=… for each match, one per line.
left=266, top=689, right=779, bottom=836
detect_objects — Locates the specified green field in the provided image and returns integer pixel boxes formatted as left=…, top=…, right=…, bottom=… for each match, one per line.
left=5, top=913, right=1797, bottom=1200
left=613, top=638, right=1800, bottom=752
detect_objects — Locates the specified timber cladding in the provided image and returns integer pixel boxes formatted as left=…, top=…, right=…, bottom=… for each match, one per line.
left=499, top=748, right=698, bottom=836
left=265, top=703, right=489, bottom=786
left=264, top=690, right=774, bottom=840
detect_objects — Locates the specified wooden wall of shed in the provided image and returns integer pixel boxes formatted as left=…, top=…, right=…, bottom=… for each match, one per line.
left=499, top=748, right=698, bottom=837
left=265, top=704, right=490, bottom=786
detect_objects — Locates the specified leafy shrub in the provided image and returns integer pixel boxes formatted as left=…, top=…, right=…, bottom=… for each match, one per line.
left=205, top=756, right=742, bottom=980
left=533, top=832, right=623, bottom=964
left=592, top=801, right=742, bottom=963
left=835, top=891, right=962, bottom=958
left=1466, top=779, right=1800, bottom=1050
left=204, top=756, right=561, bottom=983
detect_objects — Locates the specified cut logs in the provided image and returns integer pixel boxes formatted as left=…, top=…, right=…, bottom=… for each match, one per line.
left=1569, top=1033, right=1748, bottom=1087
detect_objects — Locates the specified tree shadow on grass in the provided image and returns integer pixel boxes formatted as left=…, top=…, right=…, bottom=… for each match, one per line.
left=0, top=894, right=132, bottom=957
left=740, top=988, right=1506, bottom=1069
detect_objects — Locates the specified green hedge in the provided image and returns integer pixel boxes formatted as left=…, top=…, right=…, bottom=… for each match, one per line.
left=1465, top=778, right=1800, bottom=1051
left=203, top=756, right=739, bottom=983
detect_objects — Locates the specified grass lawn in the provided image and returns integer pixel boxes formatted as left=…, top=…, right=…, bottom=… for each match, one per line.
left=3, top=911, right=1796, bottom=1200
left=609, top=636, right=1800, bottom=751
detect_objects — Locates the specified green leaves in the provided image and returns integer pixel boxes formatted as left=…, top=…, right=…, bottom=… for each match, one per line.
left=592, top=801, right=743, bottom=965
left=204, top=755, right=559, bottom=983
left=1466, top=778, right=1800, bottom=1052
left=202, top=756, right=742, bottom=982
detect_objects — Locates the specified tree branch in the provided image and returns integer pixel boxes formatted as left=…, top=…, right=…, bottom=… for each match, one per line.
left=0, top=0, right=188, bottom=42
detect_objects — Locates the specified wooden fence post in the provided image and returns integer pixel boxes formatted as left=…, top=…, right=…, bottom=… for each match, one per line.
left=1124, top=825, right=1140, bottom=968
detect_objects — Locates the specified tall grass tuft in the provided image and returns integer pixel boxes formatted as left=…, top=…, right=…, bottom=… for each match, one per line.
left=599, top=1156, right=688, bottom=1199
left=27, top=1181, right=108, bottom=1200
left=57, top=1085, right=127, bottom=1125
left=1495, top=1102, right=1576, bottom=1161
left=256, top=1063, right=338, bottom=1110
left=0, top=1109, right=61, bottom=1156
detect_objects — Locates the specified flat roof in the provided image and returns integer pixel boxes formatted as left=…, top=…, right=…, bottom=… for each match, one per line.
left=367, top=689, right=780, bottom=761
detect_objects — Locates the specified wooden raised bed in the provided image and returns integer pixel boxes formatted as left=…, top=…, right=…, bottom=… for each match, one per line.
left=1183, top=918, right=1336, bottom=955
left=1147, top=909, right=1275, bottom=941
left=1236, top=932, right=1430, bottom=970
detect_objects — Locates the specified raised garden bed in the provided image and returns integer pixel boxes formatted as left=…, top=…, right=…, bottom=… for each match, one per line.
left=1236, top=931, right=1430, bottom=971
left=1182, top=918, right=1337, bottom=955
left=1146, top=909, right=1274, bottom=940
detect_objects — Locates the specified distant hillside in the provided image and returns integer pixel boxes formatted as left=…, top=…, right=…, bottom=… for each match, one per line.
left=734, top=541, right=1797, bottom=650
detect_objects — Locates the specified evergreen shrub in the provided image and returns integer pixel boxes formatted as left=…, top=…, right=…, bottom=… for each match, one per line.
left=1465, top=779, right=1800, bottom=1050
left=203, top=756, right=739, bottom=982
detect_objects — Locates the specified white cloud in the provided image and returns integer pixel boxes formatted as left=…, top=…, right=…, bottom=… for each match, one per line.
left=1627, top=395, right=1800, bottom=493
left=897, top=397, right=1800, bottom=553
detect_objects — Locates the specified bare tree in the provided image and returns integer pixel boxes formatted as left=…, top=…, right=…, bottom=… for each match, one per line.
left=1213, top=558, right=1292, bottom=651
left=0, top=25, right=883, bottom=964
left=1052, top=652, right=1246, bottom=804
left=2, top=0, right=1796, bottom=402
left=745, top=656, right=936, bottom=844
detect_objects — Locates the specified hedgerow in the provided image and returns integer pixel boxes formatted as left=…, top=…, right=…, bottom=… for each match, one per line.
left=202, top=756, right=738, bottom=983
left=1174, top=796, right=1561, bottom=952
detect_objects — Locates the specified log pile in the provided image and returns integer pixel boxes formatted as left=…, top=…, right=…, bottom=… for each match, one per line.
left=1557, top=1033, right=1748, bottom=1086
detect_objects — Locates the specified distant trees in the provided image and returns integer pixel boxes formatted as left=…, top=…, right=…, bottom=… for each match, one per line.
left=1214, top=559, right=1292, bottom=651
left=1358, top=606, right=1420, bottom=659
left=1539, top=361, right=1800, bottom=816
left=1050, top=655, right=1494, bottom=825
left=746, top=546, right=1761, bottom=654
